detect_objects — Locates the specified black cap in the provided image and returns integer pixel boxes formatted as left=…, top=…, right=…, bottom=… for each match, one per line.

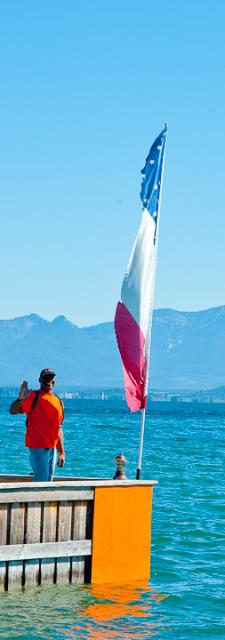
left=39, top=368, right=56, bottom=380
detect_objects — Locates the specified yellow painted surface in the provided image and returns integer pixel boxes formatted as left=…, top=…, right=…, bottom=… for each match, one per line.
left=91, top=486, right=153, bottom=584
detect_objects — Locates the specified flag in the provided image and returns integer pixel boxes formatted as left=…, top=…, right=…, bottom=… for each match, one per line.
left=114, top=126, right=167, bottom=411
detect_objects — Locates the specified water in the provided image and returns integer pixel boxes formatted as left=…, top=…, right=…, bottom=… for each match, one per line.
left=1, top=397, right=225, bottom=638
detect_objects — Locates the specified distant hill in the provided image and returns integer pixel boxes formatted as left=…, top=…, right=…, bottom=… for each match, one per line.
left=1, top=306, right=225, bottom=389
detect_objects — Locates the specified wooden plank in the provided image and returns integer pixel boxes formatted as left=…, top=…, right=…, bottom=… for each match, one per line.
left=42, top=502, right=57, bottom=542
left=26, top=503, right=41, bottom=543
left=0, top=489, right=93, bottom=503
left=8, top=503, right=25, bottom=588
left=7, top=561, right=23, bottom=591
left=24, top=502, right=41, bottom=587
left=0, top=539, right=91, bottom=561
left=55, top=557, right=71, bottom=585
left=41, top=502, right=57, bottom=584
left=0, top=505, right=8, bottom=544
left=56, top=502, right=72, bottom=584
left=73, top=502, right=87, bottom=540
left=0, top=478, right=157, bottom=490
left=71, top=556, right=85, bottom=584
left=9, top=503, right=25, bottom=544
left=58, top=502, right=72, bottom=542
left=0, top=505, right=7, bottom=591
left=25, top=560, right=40, bottom=587
left=71, top=502, right=91, bottom=584
left=40, top=558, right=55, bottom=584
left=0, top=562, right=6, bottom=591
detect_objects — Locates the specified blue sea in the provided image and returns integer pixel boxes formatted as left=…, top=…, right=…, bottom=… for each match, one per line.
left=1, top=396, right=225, bottom=639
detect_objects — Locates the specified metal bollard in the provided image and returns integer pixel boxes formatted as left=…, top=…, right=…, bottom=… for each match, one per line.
left=113, top=454, right=127, bottom=479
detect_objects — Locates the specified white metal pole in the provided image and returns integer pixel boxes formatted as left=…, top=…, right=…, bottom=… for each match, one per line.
left=136, top=407, right=146, bottom=479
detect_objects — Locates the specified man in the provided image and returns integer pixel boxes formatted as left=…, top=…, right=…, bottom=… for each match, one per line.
left=9, top=368, right=65, bottom=481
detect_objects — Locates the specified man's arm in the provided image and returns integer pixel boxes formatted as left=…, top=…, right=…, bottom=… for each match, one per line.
left=9, top=381, right=30, bottom=415
left=56, top=427, right=65, bottom=468
left=9, top=399, right=24, bottom=415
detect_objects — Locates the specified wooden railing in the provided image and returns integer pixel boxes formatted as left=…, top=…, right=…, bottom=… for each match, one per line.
left=0, top=477, right=157, bottom=590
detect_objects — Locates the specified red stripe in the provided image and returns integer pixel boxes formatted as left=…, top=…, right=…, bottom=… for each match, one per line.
left=114, top=302, right=147, bottom=412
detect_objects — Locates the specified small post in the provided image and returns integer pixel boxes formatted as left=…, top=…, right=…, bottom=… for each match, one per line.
left=113, top=454, right=127, bottom=480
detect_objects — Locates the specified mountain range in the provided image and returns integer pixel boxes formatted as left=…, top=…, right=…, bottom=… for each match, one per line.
left=1, top=306, right=225, bottom=389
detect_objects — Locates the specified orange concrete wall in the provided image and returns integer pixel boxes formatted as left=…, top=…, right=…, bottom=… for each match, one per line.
left=91, top=485, right=153, bottom=584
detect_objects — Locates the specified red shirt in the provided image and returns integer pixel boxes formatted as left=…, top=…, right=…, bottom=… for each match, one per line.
left=20, top=390, right=64, bottom=448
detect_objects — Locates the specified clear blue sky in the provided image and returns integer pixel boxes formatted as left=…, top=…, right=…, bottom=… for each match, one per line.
left=0, top=0, right=224, bottom=327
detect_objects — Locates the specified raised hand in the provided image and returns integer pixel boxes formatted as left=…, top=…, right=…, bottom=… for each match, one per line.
left=18, top=380, right=29, bottom=400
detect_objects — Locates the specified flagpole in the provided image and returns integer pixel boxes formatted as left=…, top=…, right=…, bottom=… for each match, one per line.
left=136, top=124, right=167, bottom=480
left=136, top=407, right=146, bottom=479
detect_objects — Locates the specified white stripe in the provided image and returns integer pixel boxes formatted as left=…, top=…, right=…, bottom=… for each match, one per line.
left=121, top=208, right=156, bottom=338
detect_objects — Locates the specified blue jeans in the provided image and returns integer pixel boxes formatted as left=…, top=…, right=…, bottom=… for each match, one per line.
left=29, top=448, right=56, bottom=481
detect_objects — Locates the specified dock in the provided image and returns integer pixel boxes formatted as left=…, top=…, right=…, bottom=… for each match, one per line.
left=0, top=475, right=157, bottom=590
